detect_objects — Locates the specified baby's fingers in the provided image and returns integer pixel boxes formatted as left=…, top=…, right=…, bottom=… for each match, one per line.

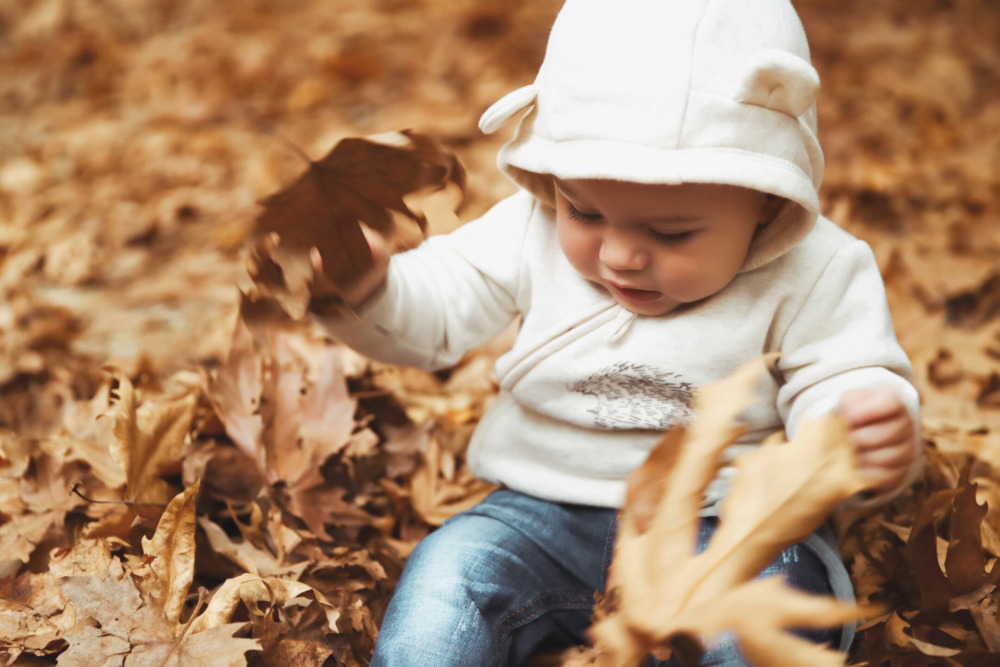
left=836, top=387, right=907, bottom=427
left=851, top=414, right=914, bottom=451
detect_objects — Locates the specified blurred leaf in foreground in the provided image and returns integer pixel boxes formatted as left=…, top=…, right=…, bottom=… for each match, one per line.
left=576, top=357, right=870, bottom=666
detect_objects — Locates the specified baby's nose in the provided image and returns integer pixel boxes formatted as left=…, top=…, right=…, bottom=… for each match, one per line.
left=599, top=231, right=647, bottom=271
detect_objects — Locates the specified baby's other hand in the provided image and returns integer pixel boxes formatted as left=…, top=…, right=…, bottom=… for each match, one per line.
left=835, top=387, right=916, bottom=497
left=311, top=225, right=390, bottom=309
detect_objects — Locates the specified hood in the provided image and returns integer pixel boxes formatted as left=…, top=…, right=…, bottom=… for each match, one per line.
left=479, top=0, right=823, bottom=272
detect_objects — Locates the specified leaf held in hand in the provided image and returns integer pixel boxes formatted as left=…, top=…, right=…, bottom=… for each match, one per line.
left=251, top=130, right=466, bottom=316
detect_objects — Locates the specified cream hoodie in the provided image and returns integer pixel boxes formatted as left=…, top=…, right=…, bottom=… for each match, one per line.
left=318, top=0, right=921, bottom=512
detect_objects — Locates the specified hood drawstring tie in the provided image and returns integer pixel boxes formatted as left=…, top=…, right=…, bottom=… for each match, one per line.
left=605, top=308, right=637, bottom=343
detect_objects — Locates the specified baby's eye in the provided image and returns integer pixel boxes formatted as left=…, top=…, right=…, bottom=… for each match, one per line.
left=650, top=229, right=693, bottom=245
left=566, top=203, right=603, bottom=223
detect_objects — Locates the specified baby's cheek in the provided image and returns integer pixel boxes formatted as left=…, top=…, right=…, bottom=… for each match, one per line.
left=652, top=254, right=732, bottom=302
left=562, top=239, right=601, bottom=281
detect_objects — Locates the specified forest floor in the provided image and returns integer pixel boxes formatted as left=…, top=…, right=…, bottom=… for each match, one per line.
left=1, top=0, right=999, bottom=665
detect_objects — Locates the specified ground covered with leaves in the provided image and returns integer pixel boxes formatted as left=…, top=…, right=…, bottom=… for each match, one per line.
left=1, top=0, right=999, bottom=665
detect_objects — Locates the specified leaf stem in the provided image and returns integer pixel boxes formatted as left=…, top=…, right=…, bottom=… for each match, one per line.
left=70, top=483, right=168, bottom=508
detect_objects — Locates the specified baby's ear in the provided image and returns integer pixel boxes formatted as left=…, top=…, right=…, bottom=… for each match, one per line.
left=732, top=49, right=819, bottom=118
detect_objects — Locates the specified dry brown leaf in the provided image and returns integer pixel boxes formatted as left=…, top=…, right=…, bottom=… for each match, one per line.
left=249, top=130, right=466, bottom=317
left=108, top=372, right=197, bottom=505
left=59, top=559, right=260, bottom=666
left=204, top=317, right=373, bottom=539
left=0, top=599, right=64, bottom=662
left=197, top=516, right=309, bottom=579
left=409, top=430, right=497, bottom=526
left=904, top=474, right=1000, bottom=615
left=2, top=2, right=999, bottom=666
left=588, top=357, right=869, bottom=665
left=139, top=481, right=200, bottom=624
left=57, top=378, right=127, bottom=490
left=0, top=511, right=62, bottom=576
left=187, top=573, right=341, bottom=636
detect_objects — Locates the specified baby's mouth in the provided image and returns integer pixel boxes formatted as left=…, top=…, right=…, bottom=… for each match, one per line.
left=608, top=281, right=661, bottom=303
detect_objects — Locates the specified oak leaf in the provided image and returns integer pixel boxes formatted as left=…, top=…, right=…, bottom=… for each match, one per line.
left=587, top=357, right=870, bottom=666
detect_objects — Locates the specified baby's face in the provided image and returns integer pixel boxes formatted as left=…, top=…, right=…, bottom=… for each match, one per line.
left=555, top=179, right=770, bottom=317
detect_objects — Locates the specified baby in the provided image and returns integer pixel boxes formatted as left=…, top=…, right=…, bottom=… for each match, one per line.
left=315, top=0, right=921, bottom=664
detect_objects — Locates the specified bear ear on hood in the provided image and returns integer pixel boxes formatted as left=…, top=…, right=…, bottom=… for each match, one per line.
left=732, top=48, right=819, bottom=118
left=479, top=84, right=539, bottom=135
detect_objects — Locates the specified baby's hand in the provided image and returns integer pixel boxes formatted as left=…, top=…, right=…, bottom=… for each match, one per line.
left=835, top=387, right=917, bottom=497
left=311, top=225, right=390, bottom=309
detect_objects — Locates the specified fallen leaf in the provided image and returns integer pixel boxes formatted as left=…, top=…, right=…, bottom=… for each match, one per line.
left=108, top=372, right=197, bottom=505
left=187, top=573, right=340, bottom=635
left=140, top=481, right=200, bottom=624
left=59, top=559, right=260, bottom=667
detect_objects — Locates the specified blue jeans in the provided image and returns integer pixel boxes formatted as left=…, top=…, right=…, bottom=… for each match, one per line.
left=372, top=489, right=839, bottom=666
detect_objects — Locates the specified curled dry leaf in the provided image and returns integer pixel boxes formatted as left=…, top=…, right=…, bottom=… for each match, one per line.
left=187, top=573, right=341, bottom=636
left=140, top=480, right=201, bottom=624
left=249, top=130, right=466, bottom=317
left=587, top=357, right=870, bottom=666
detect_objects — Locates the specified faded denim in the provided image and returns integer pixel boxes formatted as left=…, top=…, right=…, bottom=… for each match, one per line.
left=371, top=489, right=842, bottom=666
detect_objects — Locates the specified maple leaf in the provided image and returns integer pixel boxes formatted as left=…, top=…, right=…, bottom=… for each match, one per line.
left=196, top=498, right=311, bottom=579
left=249, top=129, right=465, bottom=317
left=197, top=515, right=309, bottom=579
left=107, top=372, right=198, bottom=505
left=0, top=511, right=63, bottom=576
left=0, top=431, right=99, bottom=573
left=59, top=559, right=260, bottom=667
left=586, top=357, right=870, bottom=666
left=57, top=377, right=128, bottom=491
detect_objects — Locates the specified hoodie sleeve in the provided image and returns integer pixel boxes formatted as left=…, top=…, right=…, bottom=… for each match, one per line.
left=313, top=193, right=533, bottom=370
left=775, top=238, right=923, bottom=508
